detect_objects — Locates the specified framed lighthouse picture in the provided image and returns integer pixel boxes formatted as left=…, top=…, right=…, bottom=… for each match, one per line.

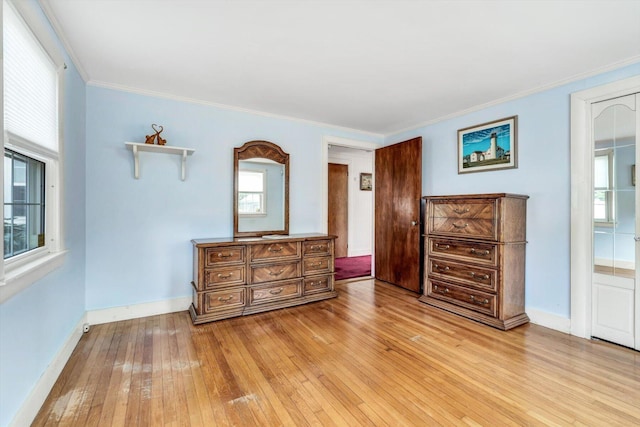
left=458, top=116, right=518, bottom=174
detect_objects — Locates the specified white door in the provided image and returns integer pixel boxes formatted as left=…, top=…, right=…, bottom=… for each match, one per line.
left=591, top=94, right=639, bottom=349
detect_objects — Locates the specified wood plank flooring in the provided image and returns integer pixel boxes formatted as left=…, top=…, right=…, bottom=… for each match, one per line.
left=33, top=279, right=640, bottom=426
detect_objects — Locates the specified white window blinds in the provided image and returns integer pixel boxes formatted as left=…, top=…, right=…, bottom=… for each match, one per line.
left=3, top=0, right=59, bottom=152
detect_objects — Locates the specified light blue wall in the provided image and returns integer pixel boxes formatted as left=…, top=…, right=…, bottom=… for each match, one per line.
left=0, top=1, right=87, bottom=425
left=387, top=62, right=640, bottom=319
left=85, top=87, right=382, bottom=310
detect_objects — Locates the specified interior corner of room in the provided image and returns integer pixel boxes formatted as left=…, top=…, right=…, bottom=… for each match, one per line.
left=2, top=0, right=640, bottom=426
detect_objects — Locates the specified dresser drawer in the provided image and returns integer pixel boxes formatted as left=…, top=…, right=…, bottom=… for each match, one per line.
left=428, top=238, right=498, bottom=267
left=250, top=241, right=301, bottom=262
left=430, top=199, right=496, bottom=239
left=303, top=274, right=333, bottom=295
left=428, top=279, right=497, bottom=317
left=203, top=266, right=245, bottom=290
left=303, top=256, right=333, bottom=275
left=204, top=246, right=245, bottom=266
left=303, top=239, right=332, bottom=257
left=249, top=280, right=302, bottom=305
left=201, top=288, right=246, bottom=313
left=429, top=258, right=496, bottom=293
left=431, top=199, right=495, bottom=219
left=250, top=261, right=301, bottom=284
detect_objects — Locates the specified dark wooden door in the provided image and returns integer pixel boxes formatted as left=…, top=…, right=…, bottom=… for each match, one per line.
left=328, top=163, right=348, bottom=258
left=375, top=137, right=422, bottom=292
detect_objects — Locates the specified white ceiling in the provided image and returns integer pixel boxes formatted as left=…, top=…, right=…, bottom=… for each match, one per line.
left=41, top=0, right=640, bottom=135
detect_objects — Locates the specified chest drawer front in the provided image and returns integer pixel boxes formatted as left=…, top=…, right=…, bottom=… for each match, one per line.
left=303, top=240, right=332, bottom=257
left=249, top=280, right=302, bottom=305
left=303, top=256, right=333, bottom=275
left=429, top=259, right=496, bottom=293
left=303, top=274, right=333, bottom=295
left=203, top=288, right=246, bottom=313
left=250, top=261, right=301, bottom=284
left=430, top=199, right=496, bottom=239
left=205, top=246, right=245, bottom=266
left=250, top=241, right=301, bottom=262
left=431, top=218, right=495, bottom=239
left=428, top=279, right=497, bottom=317
left=429, top=238, right=498, bottom=267
left=432, top=199, right=495, bottom=220
left=203, top=266, right=245, bottom=289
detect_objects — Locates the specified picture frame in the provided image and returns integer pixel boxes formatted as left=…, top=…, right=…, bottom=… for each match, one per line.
left=458, top=115, right=518, bottom=174
left=360, top=173, right=372, bottom=191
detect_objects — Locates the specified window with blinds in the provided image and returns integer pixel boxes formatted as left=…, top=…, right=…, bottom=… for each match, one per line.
left=3, top=0, right=62, bottom=267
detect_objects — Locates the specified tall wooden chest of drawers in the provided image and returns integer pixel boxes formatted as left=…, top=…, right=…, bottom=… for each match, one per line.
left=190, top=234, right=337, bottom=324
left=419, top=193, right=529, bottom=330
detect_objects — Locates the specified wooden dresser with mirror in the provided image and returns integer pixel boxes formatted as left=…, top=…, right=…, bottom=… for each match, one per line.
left=420, top=193, right=529, bottom=330
left=190, top=140, right=337, bottom=324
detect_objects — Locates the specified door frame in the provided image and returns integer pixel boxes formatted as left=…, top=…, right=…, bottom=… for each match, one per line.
left=570, top=75, right=640, bottom=343
left=321, top=136, right=379, bottom=271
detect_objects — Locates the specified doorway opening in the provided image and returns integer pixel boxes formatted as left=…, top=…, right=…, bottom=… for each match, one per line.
left=322, top=137, right=377, bottom=281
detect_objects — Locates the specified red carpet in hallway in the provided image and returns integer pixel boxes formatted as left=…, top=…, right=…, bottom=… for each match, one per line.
left=335, top=255, right=371, bottom=280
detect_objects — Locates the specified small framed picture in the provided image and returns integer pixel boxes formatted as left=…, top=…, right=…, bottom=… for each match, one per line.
left=360, top=173, right=372, bottom=191
left=458, top=115, right=518, bottom=174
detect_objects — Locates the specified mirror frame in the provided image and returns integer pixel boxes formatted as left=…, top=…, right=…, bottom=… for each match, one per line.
left=234, top=140, right=290, bottom=238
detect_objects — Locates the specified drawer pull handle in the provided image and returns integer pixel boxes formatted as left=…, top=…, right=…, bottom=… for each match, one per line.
left=453, top=207, right=470, bottom=214
left=435, top=243, right=450, bottom=250
left=269, top=269, right=285, bottom=276
left=268, top=246, right=283, bottom=252
left=310, top=245, right=325, bottom=250
left=217, top=273, right=232, bottom=279
left=469, top=248, right=490, bottom=256
left=470, top=272, right=489, bottom=280
left=469, top=295, right=489, bottom=305
left=433, top=285, right=449, bottom=294
left=269, top=288, right=284, bottom=295
left=309, top=281, right=325, bottom=287
left=217, top=295, right=234, bottom=303
left=311, top=262, right=323, bottom=267
left=434, top=264, right=449, bottom=272
left=453, top=222, right=468, bottom=229
left=217, top=252, right=233, bottom=258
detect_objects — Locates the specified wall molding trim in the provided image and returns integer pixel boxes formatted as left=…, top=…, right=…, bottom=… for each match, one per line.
left=86, top=296, right=192, bottom=325
left=86, top=81, right=383, bottom=139
left=527, top=308, right=571, bottom=335
left=389, top=57, right=640, bottom=138
left=9, top=314, right=87, bottom=427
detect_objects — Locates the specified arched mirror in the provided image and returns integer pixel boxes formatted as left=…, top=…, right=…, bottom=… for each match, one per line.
left=234, top=140, right=289, bottom=238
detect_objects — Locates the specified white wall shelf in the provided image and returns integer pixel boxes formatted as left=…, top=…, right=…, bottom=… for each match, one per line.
left=125, top=142, right=195, bottom=181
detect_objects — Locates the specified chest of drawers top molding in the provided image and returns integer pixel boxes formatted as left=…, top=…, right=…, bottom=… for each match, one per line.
left=190, top=233, right=337, bottom=324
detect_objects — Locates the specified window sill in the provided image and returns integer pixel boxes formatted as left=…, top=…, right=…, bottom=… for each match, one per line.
left=0, top=250, right=67, bottom=304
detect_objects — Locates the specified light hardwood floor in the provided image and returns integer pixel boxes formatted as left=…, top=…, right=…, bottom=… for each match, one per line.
left=34, top=279, right=640, bottom=426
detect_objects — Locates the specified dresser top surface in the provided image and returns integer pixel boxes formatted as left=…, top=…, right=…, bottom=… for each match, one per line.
left=423, top=193, right=529, bottom=201
left=192, top=233, right=335, bottom=246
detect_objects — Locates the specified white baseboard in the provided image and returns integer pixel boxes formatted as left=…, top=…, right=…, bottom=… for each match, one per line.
left=10, top=296, right=191, bottom=426
left=10, top=313, right=87, bottom=427
left=346, top=250, right=372, bottom=258
left=87, top=296, right=191, bottom=325
left=527, top=307, right=571, bottom=334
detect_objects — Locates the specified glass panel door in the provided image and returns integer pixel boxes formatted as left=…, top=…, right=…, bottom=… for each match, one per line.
left=591, top=94, right=637, bottom=348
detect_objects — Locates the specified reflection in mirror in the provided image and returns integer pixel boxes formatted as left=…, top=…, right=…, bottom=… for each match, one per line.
left=234, top=141, right=289, bottom=238
left=592, top=97, right=636, bottom=278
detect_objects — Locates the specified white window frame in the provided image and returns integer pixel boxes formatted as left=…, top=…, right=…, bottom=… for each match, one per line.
left=593, top=148, right=615, bottom=225
left=238, top=169, right=267, bottom=217
left=0, top=0, right=67, bottom=303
